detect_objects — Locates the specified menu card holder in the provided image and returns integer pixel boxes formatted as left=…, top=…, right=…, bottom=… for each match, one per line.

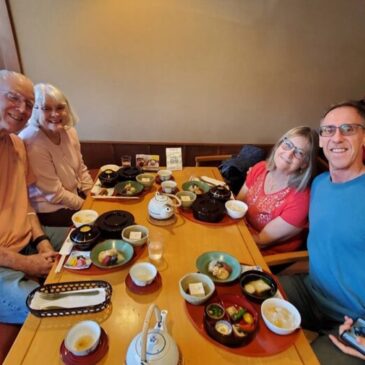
left=136, top=154, right=160, bottom=171
left=166, top=147, right=182, bottom=171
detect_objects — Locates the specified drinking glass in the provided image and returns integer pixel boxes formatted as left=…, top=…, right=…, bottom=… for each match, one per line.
left=148, top=238, right=164, bottom=262
left=121, top=155, right=132, bottom=167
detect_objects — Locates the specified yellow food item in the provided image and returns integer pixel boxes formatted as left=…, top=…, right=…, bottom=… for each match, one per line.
left=244, top=279, right=271, bottom=295
left=263, top=305, right=294, bottom=329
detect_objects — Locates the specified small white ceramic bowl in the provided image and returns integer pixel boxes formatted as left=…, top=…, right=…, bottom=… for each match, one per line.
left=136, top=173, right=156, bottom=189
left=72, top=210, right=99, bottom=228
left=261, top=298, right=301, bottom=335
left=121, top=225, right=149, bottom=246
left=176, top=191, right=197, bottom=209
left=225, top=200, right=248, bottom=219
left=179, top=272, right=215, bottom=305
left=99, top=164, right=120, bottom=172
left=129, top=262, right=157, bottom=286
left=64, top=320, right=101, bottom=356
left=161, top=180, right=177, bottom=193
left=157, top=169, right=172, bottom=182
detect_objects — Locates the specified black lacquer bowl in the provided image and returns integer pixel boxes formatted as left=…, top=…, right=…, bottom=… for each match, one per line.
left=98, top=169, right=119, bottom=188
left=209, top=185, right=232, bottom=203
left=95, top=210, right=134, bottom=239
left=191, top=196, right=225, bottom=223
left=118, top=167, right=142, bottom=182
left=70, top=224, right=101, bottom=251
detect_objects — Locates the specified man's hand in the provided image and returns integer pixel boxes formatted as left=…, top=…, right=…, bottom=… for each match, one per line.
left=24, top=252, right=59, bottom=277
left=329, top=316, right=365, bottom=360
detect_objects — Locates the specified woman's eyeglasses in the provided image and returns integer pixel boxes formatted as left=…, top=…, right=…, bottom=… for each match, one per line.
left=281, top=137, right=306, bottom=160
left=319, top=123, right=365, bottom=137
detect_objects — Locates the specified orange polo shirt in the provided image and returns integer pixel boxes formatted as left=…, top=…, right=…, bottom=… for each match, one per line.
left=0, top=134, right=33, bottom=252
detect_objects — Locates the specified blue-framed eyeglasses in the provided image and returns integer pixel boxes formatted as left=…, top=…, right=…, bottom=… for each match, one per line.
left=281, top=137, right=306, bottom=160
left=319, top=123, right=365, bottom=137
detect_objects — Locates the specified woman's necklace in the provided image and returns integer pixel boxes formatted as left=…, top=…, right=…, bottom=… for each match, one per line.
left=264, top=171, right=289, bottom=194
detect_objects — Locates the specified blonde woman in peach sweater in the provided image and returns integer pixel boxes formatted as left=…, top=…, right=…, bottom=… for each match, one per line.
left=20, top=84, right=93, bottom=227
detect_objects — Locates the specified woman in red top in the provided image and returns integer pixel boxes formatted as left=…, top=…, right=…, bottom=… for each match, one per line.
left=237, top=126, right=319, bottom=255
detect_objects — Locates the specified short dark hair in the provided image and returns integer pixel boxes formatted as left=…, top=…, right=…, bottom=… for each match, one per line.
left=322, top=100, right=365, bottom=122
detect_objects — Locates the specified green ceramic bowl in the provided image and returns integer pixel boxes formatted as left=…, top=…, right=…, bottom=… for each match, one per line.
left=90, top=239, right=134, bottom=269
left=182, top=181, right=210, bottom=195
left=136, top=173, right=156, bottom=189
left=196, top=251, right=241, bottom=283
left=115, top=180, right=144, bottom=196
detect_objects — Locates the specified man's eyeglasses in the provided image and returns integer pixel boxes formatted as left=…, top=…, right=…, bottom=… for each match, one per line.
left=319, top=123, right=365, bottom=137
left=1, top=91, right=34, bottom=111
left=281, top=137, right=306, bottom=160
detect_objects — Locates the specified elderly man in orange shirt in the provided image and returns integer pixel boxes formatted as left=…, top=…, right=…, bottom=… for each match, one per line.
left=0, top=70, right=65, bottom=326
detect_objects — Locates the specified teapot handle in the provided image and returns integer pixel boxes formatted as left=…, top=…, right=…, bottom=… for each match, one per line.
left=140, top=304, right=162, bottom=364
left=164, top=193, right=182, bottom=207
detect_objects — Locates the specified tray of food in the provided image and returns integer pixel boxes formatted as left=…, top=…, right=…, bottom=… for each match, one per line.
left=26, top=280, right=112, bottom=318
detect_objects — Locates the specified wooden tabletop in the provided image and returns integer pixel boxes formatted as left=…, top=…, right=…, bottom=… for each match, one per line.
left=5, top=167, right=319, bottom=365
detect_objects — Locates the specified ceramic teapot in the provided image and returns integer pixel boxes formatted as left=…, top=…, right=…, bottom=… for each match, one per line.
left=126, top=304, right=179, bottom=365
left=148, top=192, right=181, bottom=220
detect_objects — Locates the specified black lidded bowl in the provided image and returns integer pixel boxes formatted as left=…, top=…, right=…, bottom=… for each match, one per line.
left=70, top=224, right=101, bottom=251
left=98, top=169, right=119, bottom=188
left=239, top=270, right=278, bottom=303
left=117, top=166, right=142, bottom=182
left=191, top=196, right=225, bottom=223
left=209, top=185, right=232, bottom=203
left=95, top=210, right=135, bottom=239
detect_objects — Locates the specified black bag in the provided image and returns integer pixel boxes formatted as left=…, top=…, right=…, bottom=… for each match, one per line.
left=219, top=145, right=267, bottom=195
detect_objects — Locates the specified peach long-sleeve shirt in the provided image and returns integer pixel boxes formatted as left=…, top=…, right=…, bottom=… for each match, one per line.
left=0, top=134, right=33, bottom=251
left=19, top=125, right=93, bottom=213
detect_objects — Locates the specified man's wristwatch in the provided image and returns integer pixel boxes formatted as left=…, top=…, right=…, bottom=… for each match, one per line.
left=31, top=234, right=50, bottom=249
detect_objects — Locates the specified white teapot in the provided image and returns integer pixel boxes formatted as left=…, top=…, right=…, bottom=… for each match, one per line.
left=126, top=304, right=179, bottom=365
left=148, top=192, right=181, bottom=220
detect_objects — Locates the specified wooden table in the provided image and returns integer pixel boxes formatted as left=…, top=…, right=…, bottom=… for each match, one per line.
left=5, top=167, right=319, bottom=365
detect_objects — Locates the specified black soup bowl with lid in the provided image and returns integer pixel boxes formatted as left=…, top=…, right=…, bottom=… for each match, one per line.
left=70, top=224, right=101, bottom=251
left=209, top=185, right=232, bottom=203
left=99, top=169, right=119, bottom=188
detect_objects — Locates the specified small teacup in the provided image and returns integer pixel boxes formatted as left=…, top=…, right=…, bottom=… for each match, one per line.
left=158, top=169, right=172, bottom=182
left=161, top=180, right=177, bottom=194
left=65, top=320, right=101, bottom=356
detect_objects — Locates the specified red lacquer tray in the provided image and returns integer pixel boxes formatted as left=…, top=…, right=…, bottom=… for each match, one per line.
left=64, top=244, right=146, bottom=275
left=185, top=281, right=300, bottom=357
left=179, top=208, right=238, bottom=227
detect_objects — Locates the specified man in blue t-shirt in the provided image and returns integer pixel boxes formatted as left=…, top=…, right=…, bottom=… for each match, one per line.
left=281, top=100, right=365, bottom=364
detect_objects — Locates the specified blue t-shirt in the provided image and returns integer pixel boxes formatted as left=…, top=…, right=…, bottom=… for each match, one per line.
left=308, top=172, right=365, bottom=321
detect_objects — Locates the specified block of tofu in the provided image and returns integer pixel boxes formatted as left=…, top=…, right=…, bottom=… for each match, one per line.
left=188, top=282, right=205, bottom=297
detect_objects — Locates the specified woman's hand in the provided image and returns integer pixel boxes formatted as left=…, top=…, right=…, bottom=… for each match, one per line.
left=329, top=316, right=365, bottom=360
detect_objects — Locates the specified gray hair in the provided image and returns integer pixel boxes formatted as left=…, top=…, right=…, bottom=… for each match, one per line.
left=28, top=83, right=78, bottom=128
left=0, top=69, right=33, bottom=88
left=266, top=126, right=319, bottom=191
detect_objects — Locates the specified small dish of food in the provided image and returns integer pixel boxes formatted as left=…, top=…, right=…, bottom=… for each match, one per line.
left=90, top=240, right=134, bottom=269
left=70, top=224, right=101, bottom=251
left=204, top=294, right=258, bottom=347
left=114, top=181, right=144, bottom=196
left=179, top=272, right=215, bottom=305
left=196, top=251, right=241, bottom=283
left=182, top=181, right=210, bottom=195
left=98, top=169, right=119, bottom=188
left=72, top=210, right=99, bottom=228
left=121, top=225, right=149, bottom=246
left=225, top=200, right=248, bottom=219
left=239, top=270, right=278, bottom=302
left=176, top=191, right=197, bottom=209
left=136, top=173, right=156, bottom=189
left=64, top=320, right=101, bottom=356
left=261, top=298, right=301, bottom=335
left=129, top=262, right=157, bottom=287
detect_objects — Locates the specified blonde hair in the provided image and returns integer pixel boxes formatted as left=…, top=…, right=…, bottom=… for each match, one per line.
left=266, top=126, right=319, bottom=191
left=28, top=83, right=78, bottom=128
